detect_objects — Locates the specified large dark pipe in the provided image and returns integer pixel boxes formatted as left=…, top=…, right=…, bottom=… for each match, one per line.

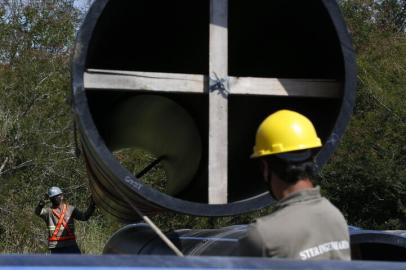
left=349, top=227, right=406, bottom=261
left=103, top=224, right=243, bottom=256
left=103, top=224, right=406, bottom=261
left=72, top=0, right=356, bottom=220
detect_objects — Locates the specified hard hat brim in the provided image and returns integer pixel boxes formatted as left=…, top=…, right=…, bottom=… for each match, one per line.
left=49, top=193, right=62, bottom=198
left=250, top=144, right=321, bottom=159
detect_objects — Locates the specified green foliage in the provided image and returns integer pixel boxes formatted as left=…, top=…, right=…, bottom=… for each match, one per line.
left=0, top=0, right=405, bottom=255
left=339, top=0, right=406, bottom=51
left=0, top=0, right=112, bottom=254
left=321, top=0, right=406, bottom=229
left=114, top=148, right=168, bottom=193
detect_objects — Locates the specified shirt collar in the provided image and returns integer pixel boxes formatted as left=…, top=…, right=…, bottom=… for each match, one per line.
left=275, top=186, right=321, bottom=210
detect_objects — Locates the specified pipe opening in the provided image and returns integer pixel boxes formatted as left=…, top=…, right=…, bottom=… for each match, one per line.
left=86, top=0, right=209, bottom=74
left=113, top=148, right=167, bottom=193
left=74, top=0, right=356, bottom=216
left=228, top=95, right=341, bottom=201
left=229, top=0, right=344, bottom=79
left=352, top=243, right=406, bottom=261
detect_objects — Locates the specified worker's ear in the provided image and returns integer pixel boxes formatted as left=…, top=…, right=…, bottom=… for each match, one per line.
left=260, top=159, right=270, bottom=184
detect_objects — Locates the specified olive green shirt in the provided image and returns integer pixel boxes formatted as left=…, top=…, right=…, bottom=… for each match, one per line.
left=239, top=187, right=351, bottom=260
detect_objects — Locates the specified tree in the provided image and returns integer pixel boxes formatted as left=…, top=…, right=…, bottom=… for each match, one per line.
left=321, top=0, right=406, bottom=229
left=1, top=0, right=405, bottom=254
left=0, top=0, right=117, bottom=254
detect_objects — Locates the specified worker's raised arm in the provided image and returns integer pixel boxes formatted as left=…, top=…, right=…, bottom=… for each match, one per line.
left=72, top=196, right=96, bottom=221
left=34, top=194, right=49, bottom=217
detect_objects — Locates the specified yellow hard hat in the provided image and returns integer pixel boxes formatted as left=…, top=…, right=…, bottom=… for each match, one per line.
left=251, top=110, right=322, bottom=158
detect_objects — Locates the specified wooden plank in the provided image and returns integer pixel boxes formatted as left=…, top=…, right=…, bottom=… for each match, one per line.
left=84, top=69, right=340, bottom=98
left=84, top=69, right=205, bottom=93
left=208, top=0, right=228, bottom=204
left=230, top=77, right=342, bottom=98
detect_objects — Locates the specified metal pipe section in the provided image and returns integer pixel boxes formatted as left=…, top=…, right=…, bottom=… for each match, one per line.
left=72, top=0, right=356, bottom=219
left=103, top=224, right=406, bottom=261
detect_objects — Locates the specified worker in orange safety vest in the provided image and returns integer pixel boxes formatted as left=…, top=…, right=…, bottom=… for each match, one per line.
left=35, top=186, right=95, bottom=254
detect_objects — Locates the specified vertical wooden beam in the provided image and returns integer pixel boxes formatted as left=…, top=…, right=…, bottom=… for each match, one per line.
left=209, top=0, right=228, bottom=204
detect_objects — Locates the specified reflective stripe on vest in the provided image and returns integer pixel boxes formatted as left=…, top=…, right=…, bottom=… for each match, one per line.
left=48, top=204, right=76, bottom=241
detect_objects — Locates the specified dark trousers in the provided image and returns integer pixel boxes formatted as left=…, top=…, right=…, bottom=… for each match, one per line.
left=50, top=244, right=81, bottom=254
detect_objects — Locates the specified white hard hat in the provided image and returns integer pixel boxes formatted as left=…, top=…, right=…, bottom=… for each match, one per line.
left=48, top=186, right=63, bottom=198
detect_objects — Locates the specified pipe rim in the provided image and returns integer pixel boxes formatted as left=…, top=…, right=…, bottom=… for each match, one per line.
left=71, top=0, right=356, bottom=217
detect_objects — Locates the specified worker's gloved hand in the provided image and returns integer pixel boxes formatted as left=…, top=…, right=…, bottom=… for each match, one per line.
left=39, top=193, right=48, bottom=206
left=39, top=198, right=45, bottom=207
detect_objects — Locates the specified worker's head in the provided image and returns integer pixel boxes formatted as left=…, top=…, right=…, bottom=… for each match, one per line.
left=48, top=186, right=63, bottom=206
left=251, top=110, right=322, bottom=199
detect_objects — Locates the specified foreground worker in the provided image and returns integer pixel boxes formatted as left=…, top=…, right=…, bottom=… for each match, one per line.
left=240, top=110, right=350, bottom=260
left=35, top=186, right=96, bottom=254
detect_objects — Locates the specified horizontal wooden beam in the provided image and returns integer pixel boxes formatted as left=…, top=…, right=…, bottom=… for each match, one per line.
left=84, top=69, right=341, bottom=98
left=84, top=69, right=205, bottom=93
left=230, top=77, right=341, bottom=98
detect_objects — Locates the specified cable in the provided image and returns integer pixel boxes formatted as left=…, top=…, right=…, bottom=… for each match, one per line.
left=112, top=184, right=184, bottom=257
